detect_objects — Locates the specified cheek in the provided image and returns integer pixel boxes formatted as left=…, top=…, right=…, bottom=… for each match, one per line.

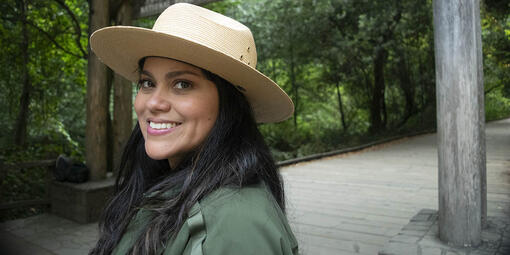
left=209, top=93, right=220, bottom=121
left=196, top=95, right=219, bottom=124
left=181, top=96, right=218, bottom=139
left=178, top=99, right=215, bottom=121
left=134, top=93, right=143, bottom=116
left=134, top=94, right=147, bottom=138
left=208, top=103, right=219, bottom=123
left=202, top=86, right=219, bottom=118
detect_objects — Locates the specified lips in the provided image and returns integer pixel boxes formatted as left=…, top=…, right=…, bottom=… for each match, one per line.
left=146, top=119, right=182, bottom=135
left=149, top=121, right=180, bottom=129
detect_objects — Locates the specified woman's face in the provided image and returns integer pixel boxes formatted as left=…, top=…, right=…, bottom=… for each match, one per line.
left=135, top=57, right=219, bottom=167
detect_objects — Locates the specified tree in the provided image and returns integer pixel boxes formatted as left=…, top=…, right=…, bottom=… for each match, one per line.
left=235, top=0, right=320, bottom=129
left=13, top=0, right=31, bottom=147
left=1, top=0, right=508, bottom=166
left=0, top=0, right=88, bottom=147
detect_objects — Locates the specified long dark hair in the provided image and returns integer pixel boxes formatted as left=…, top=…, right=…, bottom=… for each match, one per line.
left=89, top=64, right=284, bottom=255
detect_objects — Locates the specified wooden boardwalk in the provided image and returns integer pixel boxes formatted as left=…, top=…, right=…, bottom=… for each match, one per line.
left=281, top=118, right=510, bottom=254
left=0, top=118, right=508, bottom=255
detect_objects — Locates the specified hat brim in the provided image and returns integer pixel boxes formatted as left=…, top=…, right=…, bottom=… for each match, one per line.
left=90, top=26, right=293, bottom=123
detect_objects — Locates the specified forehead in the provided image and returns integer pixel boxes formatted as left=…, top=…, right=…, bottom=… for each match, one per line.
left=142, top=57, right=204, bottom=75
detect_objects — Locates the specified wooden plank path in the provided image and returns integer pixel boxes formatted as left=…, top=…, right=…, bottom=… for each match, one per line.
left=0, top=118, right=508, bottom=254
left=281, top=118, right=510, bottom=255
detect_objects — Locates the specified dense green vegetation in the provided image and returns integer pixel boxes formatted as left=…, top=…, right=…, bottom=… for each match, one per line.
left=208, top=0, right=509, bottom=159
left=0, top=0, right=508, bottom=221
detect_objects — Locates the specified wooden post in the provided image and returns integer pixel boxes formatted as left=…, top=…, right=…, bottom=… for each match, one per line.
left=113, top=1, right=134, bottom=174
left=86, top=0, right=109, bottom=181
left=133, top=0, right=223, bottom=18
left=433, top=0, right=486, bottom=247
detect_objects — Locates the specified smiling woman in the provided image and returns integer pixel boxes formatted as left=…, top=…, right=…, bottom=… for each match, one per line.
left=88, top=3, right=297, bottom=255
left=135, top=57, right=219, bottom=166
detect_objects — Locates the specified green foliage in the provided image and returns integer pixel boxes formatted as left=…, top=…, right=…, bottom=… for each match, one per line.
left=0, top=0, right=88, bottom=158
left=0, top=144, right=63, bottom=222
left=0, top=165, right=48, bottom=222
left=0, top=0, right=88, bottom=221
left=207, top=0, right=508, bottom=160
left=482, top=2, right=510, bottom=100
left=0, top=0, right=507, bottom=161
left=486, top=88, right=510, bottom=121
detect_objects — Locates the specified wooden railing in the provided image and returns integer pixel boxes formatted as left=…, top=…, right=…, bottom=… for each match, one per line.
left=0, top=159, right=55, bottom=210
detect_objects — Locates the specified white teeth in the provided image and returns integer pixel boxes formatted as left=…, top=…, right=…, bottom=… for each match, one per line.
left=149, top=121, right=178, bottom=129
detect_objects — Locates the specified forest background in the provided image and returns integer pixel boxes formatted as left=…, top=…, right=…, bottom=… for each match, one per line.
left=0, top=0, right=509, bottom=220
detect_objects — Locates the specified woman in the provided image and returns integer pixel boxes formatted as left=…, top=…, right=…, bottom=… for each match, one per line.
left=89, top=3, right=297, bottom=255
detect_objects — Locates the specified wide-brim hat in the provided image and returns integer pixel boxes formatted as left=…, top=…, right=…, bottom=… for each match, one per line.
left=90, top=3, right=293, bottom=123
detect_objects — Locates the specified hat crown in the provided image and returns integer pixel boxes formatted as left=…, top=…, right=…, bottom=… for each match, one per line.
left=152, top=3, right=257, bottom=68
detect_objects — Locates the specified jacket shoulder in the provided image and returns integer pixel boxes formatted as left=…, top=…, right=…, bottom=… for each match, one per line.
left=198, top=183, right=298, bottom=255
left=201, top=183, right=278, bottom=215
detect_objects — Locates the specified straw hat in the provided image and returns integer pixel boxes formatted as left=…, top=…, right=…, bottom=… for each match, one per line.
left=90, top=3, right=293, bottom=123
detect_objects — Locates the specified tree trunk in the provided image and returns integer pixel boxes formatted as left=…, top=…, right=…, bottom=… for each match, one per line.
left=14, top=0, right=31, bottom=147
left=417, top=54, right=427, bottom=124
left=382, top=87, right=387, bottom=127
left=369, top=47, right=387, bottom=133
left=113, top=1, right=133, bottom=174
left=86, top=0, right=109, bottom=181
left=359, top=67, right=372, bottom=103
left=434, top=0, right=486, bottom=247
left=335, top=82, right=347, bottom=131
left=289, top=40, right=298, bottom=128
left=397, top=49, right=415, bottom=126
left=369, top=6, right=401, bottom=133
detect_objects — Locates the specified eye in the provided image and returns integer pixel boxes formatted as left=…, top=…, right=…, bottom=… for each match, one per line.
left=174, top=81, right=191, bottom=89
left=137, top=79, right=154, bottom=90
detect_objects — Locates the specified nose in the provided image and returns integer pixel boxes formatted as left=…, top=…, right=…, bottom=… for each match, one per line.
left=146, top=89, right=171, bottom=113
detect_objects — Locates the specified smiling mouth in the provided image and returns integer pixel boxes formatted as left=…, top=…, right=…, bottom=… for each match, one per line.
left=148, top=121, right=182, bottom=130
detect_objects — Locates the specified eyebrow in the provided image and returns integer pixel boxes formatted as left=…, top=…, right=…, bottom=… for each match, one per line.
left=140, top=70, right=201, bottom=80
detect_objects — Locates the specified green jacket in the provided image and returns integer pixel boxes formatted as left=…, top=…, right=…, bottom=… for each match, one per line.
left=112, top=183, right=299, bottom=255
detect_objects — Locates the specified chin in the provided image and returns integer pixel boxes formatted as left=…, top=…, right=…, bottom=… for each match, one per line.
left=145, top=144, right=171, bottom=161
left=145, top=153, right=168, bottom=161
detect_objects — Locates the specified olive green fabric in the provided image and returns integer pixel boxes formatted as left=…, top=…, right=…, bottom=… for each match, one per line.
left=112, top=183, right=299, bottom=255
